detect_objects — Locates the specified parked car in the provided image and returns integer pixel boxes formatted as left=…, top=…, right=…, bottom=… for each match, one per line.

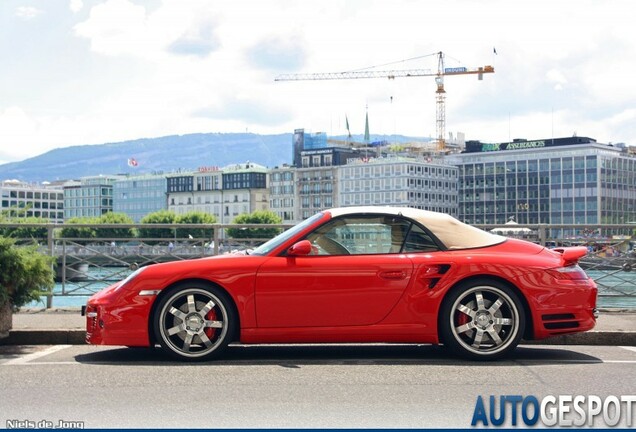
left=83, top=206, right=597, bottom=360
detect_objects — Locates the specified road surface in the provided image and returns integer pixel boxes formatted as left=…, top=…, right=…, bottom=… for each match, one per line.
left=1, top=343, right=635, bottom=428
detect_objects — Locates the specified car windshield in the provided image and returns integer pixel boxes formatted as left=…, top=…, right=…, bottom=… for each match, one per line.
left=250, top=212, right=325, bottom=256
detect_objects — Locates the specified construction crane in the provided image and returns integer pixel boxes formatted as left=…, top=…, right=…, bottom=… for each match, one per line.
left=275, top=51, right=494, bottom=151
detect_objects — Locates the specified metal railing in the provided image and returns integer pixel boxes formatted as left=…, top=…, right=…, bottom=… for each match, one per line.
left=1, top=222, right=634, bottom=308
left=2, top=222, right=291, bottom=307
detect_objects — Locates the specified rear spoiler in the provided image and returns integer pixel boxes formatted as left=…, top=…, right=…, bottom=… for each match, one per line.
left=552, top=246, right=588, bottom=266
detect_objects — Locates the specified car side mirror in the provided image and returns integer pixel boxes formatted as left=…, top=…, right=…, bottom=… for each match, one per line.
left=287, top=240, right=312, bottom=257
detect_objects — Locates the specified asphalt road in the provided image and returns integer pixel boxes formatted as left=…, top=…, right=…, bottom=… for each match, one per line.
left=1, top=344, right=635, bottom=429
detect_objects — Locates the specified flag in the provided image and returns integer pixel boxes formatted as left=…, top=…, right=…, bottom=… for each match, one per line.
left=345, top=115, right=352, bottom=138
left=127, top=158, right=138, bottom=167
left=493, top=47, right=498, bottom=55
left=364, top=110, right=370, bottom=142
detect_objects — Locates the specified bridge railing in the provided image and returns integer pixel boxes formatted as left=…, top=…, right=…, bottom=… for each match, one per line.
left=1, top=222, right=634, bottom=308
left=1, top=222, right=292, bottom=307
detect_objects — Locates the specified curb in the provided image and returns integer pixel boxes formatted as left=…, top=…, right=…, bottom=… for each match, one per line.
left=523, top=331, right=636, bottom=346
left=1, top=329, right=635, bottom=346
left=0, top=329, right=86, bottom=345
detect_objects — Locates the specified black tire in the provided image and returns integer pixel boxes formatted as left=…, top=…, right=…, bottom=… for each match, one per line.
left=153, top=282, right=236, bottom=361
left=439, top=279, right=525, bottom=360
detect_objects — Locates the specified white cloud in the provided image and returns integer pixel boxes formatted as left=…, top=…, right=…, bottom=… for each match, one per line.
left=1, top=0, right=635, bottom=167
left=15, top=6, right=43, bottom=20
left=73, top=0, right=152, bottom=57
left=73, top=0, right=222, bottom=60
left=546, top=69, right=568, bottom=91
left=69, top=0, right=84, bottom=14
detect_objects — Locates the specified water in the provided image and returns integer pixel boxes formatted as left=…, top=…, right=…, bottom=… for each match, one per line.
left=27, top=268, right=636, bottom=309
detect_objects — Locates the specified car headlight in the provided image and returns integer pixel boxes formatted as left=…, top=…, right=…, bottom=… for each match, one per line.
left=114, top=266, right=147, bottom=291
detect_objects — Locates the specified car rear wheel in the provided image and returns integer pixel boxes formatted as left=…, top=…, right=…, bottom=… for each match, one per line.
left=154, top=283, right=236, bottom=361
left=440, top=280, right=525, bottom=360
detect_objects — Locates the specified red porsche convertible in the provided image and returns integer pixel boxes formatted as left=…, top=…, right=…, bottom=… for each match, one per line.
left=83, top=207, right=597, bottom=360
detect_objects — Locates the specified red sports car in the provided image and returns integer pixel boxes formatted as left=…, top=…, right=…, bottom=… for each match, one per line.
left=84, top=207, right=597, bottom=360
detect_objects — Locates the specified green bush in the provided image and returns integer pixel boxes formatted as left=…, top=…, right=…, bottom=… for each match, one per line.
left=175, top=211, right=216, bottom=239
left=59, top=217, right=99, bottom=239
left=0, top=216, right=48, bottom=240
left=94, top=212, right=135, bottom=239
left=0, top=237, right=54, bottom=308
left=226, top=210, right=282, bottom=239
left=138, top=210, right=177, bottom=240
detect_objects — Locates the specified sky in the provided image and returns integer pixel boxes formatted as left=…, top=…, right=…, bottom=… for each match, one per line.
left=1, top=0, right=635, bottom=165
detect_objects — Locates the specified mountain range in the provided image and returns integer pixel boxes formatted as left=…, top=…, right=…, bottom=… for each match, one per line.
left=0, top=132, right=428, bottom=183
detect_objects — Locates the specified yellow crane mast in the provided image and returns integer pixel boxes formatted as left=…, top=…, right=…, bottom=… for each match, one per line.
left=275, top=51, right=494, bottom=151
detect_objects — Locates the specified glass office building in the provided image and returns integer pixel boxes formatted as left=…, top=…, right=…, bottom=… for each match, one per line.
left=63, top=175, right=122, bottom=219
left=448, top=137, right=636, bottom=228
left=113, top=174, right=168, bottom=222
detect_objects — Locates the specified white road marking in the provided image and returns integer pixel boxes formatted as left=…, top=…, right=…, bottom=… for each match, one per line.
left=619, top=346, right=636, bottom=354
left=4, top=361, right=77, bottom=366
left=4, top=345, right=72, bottom=365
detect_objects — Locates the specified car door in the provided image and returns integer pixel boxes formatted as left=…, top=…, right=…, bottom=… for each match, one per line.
left=255, top=215, right=414, bottom=328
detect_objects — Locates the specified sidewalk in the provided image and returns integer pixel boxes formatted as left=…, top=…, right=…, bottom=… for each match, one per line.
left=1, top=308, right=635, bottom=346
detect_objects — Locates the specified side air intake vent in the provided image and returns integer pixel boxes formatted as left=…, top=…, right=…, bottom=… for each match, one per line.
left=542, top=313, right=579, bottom=331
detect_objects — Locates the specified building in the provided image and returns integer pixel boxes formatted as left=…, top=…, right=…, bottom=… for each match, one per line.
left=221, top=162, right=269, bottom=223
left=113, top=173, right=168, bottom=222
left=339, top=156, right=459, bottom=216
left=268, top=166, right=296, bottom=223
left=0, top=180, right=64, bottom=223
left=291, top=129, right=381, bottom=221
left=292, top=129, right=360, bottom=168
left=296, top=166, right=338, bottom=220
left=166, top=167, right=223, bottom=219
left=63, top=175, right=122, bottom=220
left=449, top=136, right=636, bottom=230
left=166, top=163, right=269, bottom=224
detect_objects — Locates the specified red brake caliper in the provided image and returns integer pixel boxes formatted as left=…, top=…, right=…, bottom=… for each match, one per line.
left=457, top=309, right=470, bottom=327
left=204, top=309, right=217, bottom=340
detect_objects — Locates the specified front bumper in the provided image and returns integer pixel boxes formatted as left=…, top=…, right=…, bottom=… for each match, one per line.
left=84, top=287, right=157, bottom=347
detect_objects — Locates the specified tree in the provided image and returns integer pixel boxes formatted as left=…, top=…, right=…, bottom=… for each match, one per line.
left=94, top=212, right=135, bottom=239
left=0, top=237, right=55, bottom=338
left=59, top=217, right=99, bottom=240
left=226, top=210, right=283, bottom=239
left=138, top=210, right=177, bottom=240
left=175, top=211, right=217, bottom=239
left=0, top=216, right=48, bottom=241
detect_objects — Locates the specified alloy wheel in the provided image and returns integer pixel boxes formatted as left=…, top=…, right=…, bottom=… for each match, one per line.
left=156, top=287, right=232, bottom=360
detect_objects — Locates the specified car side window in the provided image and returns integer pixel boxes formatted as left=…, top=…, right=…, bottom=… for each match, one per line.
left=403, top=223, right=440, bottom=252
left=305, top=215, right=412, bottom=255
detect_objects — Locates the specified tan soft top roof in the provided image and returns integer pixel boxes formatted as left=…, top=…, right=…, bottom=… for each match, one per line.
left=326, top=206, right=506, bottom=250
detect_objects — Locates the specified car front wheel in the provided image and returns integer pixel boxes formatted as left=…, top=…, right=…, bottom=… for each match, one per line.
left=440, top=280, right=525, bottom=360
left=154, top=284, right=235, bottom=361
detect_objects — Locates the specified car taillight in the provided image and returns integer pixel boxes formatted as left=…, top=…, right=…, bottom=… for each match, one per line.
left=547, top=264, right=589, bottom=280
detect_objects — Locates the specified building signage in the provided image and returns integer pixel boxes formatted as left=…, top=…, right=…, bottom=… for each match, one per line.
left=465, top=136, right=596, bottom=153
left=478, top=141, right=546, bottom=152
left=481, top=143, right=501, bottom=152
left=198, top=166, right=220, bottom=173
left=506, top=140, right=546, bottom=150
left=301, top=149, right=333, bottom=156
